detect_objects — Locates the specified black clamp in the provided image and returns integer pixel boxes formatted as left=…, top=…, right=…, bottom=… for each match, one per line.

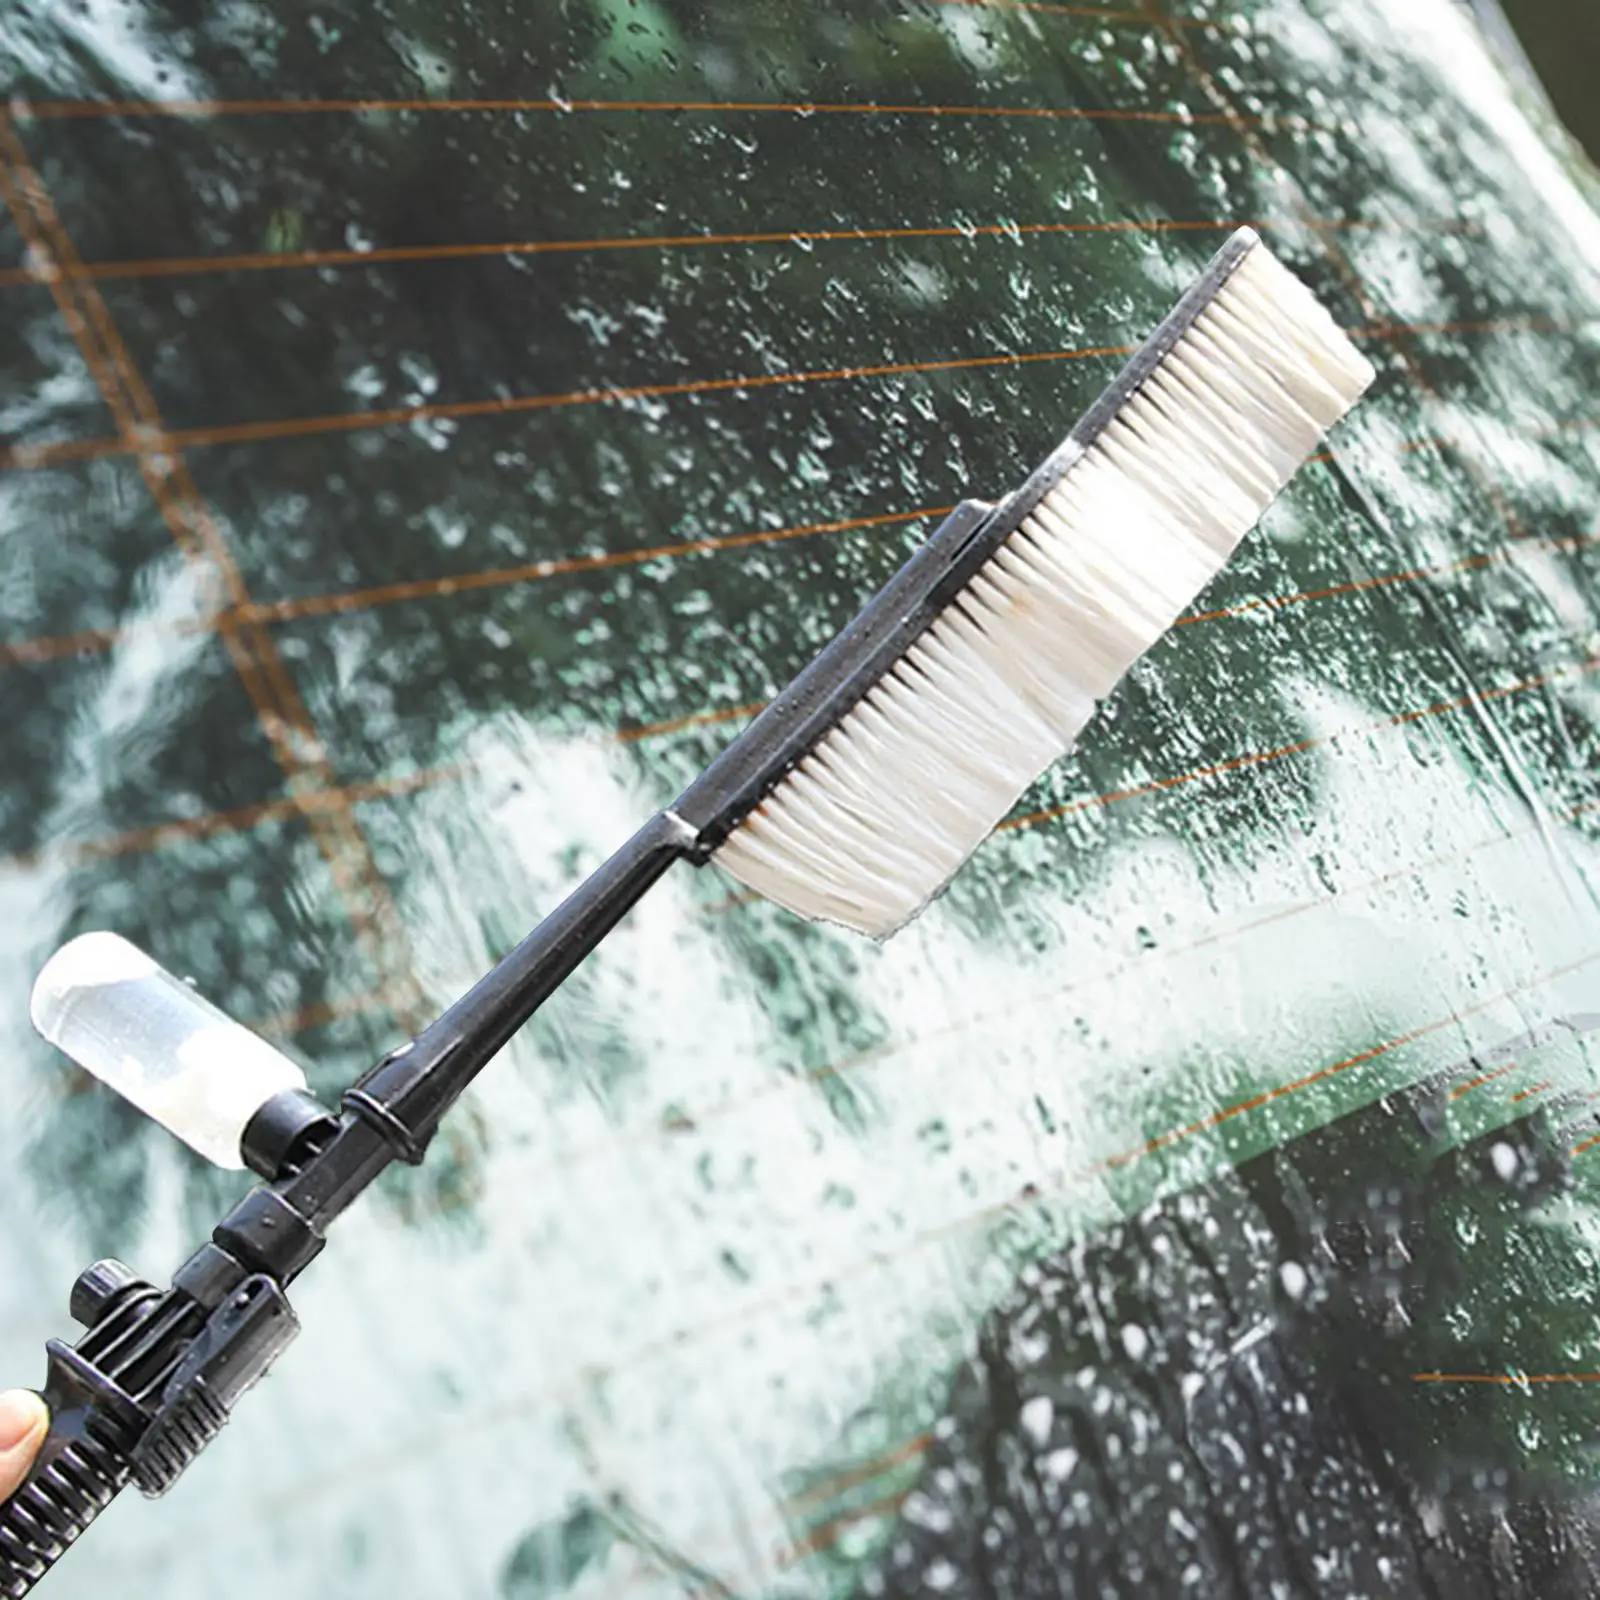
left=131, top=1274, right=299, bottom=1495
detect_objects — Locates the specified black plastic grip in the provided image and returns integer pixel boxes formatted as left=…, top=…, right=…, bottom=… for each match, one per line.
left=0, top=1347, right=138, bottom=1597
left=0, top=1265, right=299, bottom=1593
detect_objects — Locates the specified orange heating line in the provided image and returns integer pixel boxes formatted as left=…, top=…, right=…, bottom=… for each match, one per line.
left=2, top=431, right=1594, bottom=674
left=0, top=341, right=1139, bottom=470
left=0, top=215, right=1480, bottom=294
left=1181, top=524, right=1600, bottom=627
left=0, top=314, right=1575, bottom=475
left=1449, top=1061, right=1520, bottom=1101
left=0, top=466, right=1590, bottom=679
left=1413, top=1372, right=1600, bottom=1385
left=0, top=109, right=427, bottom=1031
left=0, top=507, right=955, bottom=666
left=12, top=93, right=1329, bottom=130
left=929, top=0, right=1222, bottom=24
left=764, top=1488, right=916, bottom=1580
left=254, top=513, right=1600, bottom=634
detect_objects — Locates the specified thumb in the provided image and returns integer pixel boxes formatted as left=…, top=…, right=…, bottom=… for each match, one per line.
left=0, top=1391, right=48, bottom=1501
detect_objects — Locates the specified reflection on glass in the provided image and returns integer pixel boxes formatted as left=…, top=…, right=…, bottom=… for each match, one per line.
left=0, top=0, right=1598, bottom=1594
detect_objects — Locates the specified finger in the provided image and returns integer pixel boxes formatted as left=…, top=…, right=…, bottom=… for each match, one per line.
left=0, top=1390, right=49, bottom=1501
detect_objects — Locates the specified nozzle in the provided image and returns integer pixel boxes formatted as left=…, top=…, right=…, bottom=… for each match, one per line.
left=30, top=933, right=307, bottom=1170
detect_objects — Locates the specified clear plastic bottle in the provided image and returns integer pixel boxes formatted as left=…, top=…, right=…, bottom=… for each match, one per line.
left=30, top=932, right=307, bottom=1169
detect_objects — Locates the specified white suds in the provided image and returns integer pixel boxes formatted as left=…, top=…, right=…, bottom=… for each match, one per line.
left=715, top=236, right=1375, bottom=935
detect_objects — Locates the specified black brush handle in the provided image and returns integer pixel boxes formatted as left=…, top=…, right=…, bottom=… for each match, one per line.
left=0, top=1268, right=298, bottom=1596
left=339, top=807, right=695, bottom=1172
left=0, top=1349, right=139, bottom=1598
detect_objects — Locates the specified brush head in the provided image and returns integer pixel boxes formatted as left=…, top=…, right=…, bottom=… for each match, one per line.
left=674, top=228, right=1376, bottom=936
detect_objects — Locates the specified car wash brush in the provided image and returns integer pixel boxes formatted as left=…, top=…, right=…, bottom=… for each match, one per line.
left=0, top=227, right=1373, bottom=1593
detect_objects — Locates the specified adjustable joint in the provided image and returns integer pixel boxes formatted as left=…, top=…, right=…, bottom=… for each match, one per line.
left=341, top=1088, right=430, bottom=1165
left=129, top=1274, right=298, bottom=1497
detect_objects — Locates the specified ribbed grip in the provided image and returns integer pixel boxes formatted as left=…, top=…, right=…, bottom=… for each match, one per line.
left=0, top=1400, right=132, bottom=1597
left=132, top=1383, right=226, bottom=1497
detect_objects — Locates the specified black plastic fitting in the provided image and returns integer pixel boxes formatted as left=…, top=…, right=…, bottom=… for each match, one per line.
left=68, top=1260, right=144, bottom=1330
left=240, top=1088, right=340, bottom=1181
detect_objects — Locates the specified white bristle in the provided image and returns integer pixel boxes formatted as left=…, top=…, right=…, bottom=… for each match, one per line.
left=715, top=237, right=1376, bottom=936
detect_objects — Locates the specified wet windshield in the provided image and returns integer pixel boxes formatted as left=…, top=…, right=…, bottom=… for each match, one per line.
left=3, top=0, right=1600, bottom=1594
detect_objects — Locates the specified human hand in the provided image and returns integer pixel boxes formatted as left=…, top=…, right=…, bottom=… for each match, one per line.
left=0, top=1391, right=48, bottom=1501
